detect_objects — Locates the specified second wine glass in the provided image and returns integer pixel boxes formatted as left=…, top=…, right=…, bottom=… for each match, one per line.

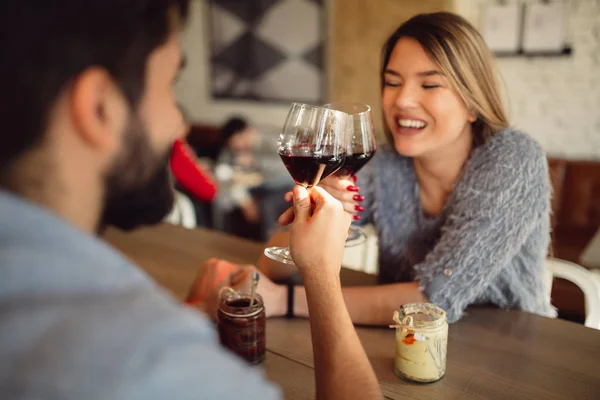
left=324, top=102, right=377, bottom=247
left=263, top=102, right=349, bottom=265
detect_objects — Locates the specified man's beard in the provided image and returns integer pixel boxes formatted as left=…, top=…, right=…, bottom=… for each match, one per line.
left=100, top=116, right=175, bottom=232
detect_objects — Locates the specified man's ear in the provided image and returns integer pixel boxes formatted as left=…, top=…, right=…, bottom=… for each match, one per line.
left=69, top=67, right=128, bottom=154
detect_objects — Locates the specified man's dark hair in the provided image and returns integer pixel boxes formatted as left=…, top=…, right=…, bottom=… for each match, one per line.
left=0, top=0, right=190, bottom=178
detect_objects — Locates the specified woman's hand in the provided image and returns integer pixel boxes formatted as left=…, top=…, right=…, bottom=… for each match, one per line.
left=227, top=266, right=287, bottom=318
left=185, top=258, right=241, bottom=319
left=318, top=174, right=364, bottom=220
left=278, top=175, right=364, bottom=225
left=186, top=259, right=286, bottom=319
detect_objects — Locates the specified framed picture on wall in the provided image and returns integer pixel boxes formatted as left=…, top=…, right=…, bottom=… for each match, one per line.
left=207, top=0, right=326, bottom=104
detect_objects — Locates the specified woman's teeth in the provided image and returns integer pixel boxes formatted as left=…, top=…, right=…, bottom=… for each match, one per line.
left=398, top=119, right=426, bottom=129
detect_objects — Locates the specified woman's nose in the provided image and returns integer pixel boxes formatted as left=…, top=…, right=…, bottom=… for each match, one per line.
left=394, top=84, right=418, bottom=109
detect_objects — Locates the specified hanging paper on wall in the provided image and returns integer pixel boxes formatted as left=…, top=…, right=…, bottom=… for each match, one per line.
left=481, top=3, right=523, bottom=54
left=522, top=1, right=566, bottom=53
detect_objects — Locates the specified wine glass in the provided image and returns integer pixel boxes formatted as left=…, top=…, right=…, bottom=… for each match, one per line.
left=264, top=102, right=349, bottom=265
left=324, top=102, right=376, bottom=247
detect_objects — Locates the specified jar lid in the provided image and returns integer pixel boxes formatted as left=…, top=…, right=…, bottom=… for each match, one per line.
left=219, top=290, right=264, bottom=318
left=390, top=302, right=447, bottom=330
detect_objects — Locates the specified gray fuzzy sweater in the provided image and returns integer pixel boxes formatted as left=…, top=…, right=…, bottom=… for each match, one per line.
left=358, top=129, right=557, bottom=323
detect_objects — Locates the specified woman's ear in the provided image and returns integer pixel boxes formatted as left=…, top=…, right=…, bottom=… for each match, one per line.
left=467, top=110, right=477, bottom=123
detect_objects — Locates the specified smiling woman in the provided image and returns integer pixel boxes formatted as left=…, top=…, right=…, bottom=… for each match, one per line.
left=257, top=12, right=556, bottom=326
left=380, top=12, right=508, bottom=154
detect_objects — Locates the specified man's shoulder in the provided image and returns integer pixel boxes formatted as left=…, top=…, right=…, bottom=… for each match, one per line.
left=0, top=286, right=280, bottom=399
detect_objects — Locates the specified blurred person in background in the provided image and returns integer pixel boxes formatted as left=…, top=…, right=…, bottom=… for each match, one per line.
left=170, top=116, right=219, bottom=227
left=213, top=116, right=293, bottom=240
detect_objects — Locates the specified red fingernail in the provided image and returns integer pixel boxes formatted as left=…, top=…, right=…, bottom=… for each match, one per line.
left=352, top=175, right=357, bottom=183
left=353, top=195, right=365, bottom=202
left=346, top=185, right=359, bottom=192
left=353, top=215, right=362, bottom=221
left=355, top=205, right=365, bottom=212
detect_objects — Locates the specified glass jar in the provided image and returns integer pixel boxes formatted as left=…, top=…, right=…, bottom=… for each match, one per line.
left=217, top=289, right=266, bottom=364
left=391, top=303, right=448, bottom=383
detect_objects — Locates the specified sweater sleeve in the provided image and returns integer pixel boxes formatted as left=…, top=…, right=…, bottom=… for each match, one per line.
left=170, top=139, right=219, bottom=202
left=413, top=132, right=551, bottom=323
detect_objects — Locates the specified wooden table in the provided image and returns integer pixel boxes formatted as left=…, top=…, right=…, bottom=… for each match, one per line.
left=105, top=224, right=600, bottom=400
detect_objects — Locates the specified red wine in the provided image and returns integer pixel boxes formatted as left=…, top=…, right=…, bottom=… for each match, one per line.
left=280, top=148, right=343, bottom=187
left=337, top=151, right=375, bottom=176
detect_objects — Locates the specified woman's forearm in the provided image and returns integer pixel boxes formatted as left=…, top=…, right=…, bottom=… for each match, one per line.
left=293, top=281, right=426, bottom=326
left=260, top=231, right=426, bottom=325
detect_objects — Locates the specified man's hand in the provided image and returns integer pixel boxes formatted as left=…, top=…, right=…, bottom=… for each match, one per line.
left=288, top=185, right=351, bottom=277
left=286, top=185, right=383, bottom=399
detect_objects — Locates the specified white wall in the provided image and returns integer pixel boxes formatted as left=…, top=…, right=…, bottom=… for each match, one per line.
left=175, top=0, right=292, bottom=128
left=455, top=0, right=600, bottom=159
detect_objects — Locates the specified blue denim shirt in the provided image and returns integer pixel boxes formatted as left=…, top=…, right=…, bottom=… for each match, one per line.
left=0, top=190, right=280, bottom=399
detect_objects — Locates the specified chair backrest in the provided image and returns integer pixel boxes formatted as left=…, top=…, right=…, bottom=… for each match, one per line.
left=341, top=224, right=379, bottom=275
left=163, top=191, right=197, bottom=229
left=553, top=160, right=600, bottom=230
left=546, top=257, right=600, bottom=329
left=580, top=229, right=600, bottom=268
left=547, top=158, right=567, bottom=229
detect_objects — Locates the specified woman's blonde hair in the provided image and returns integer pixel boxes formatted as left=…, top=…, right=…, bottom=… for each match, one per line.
left=381, top=12, right=509, bottom=146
